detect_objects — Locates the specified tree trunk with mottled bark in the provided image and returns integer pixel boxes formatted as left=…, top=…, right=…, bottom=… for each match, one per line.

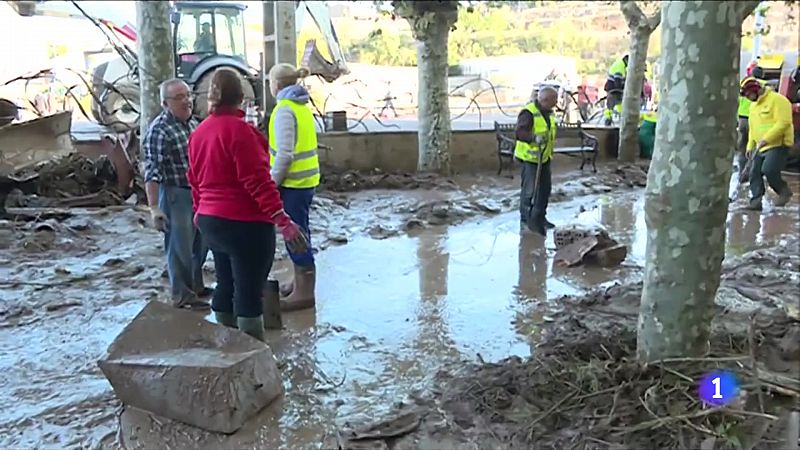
left=618, top=29, right=651, bottom=161
left=417, top=13, right=452, bottom=174
left=618, top=1, right=660, bottom=162
left=136, top=1, right=174, bottom=138
left=414, top=15, right=454, bottom=174
left=392, top=1, right=458, bottom=175
left=637, top=1, right=757, bottom=362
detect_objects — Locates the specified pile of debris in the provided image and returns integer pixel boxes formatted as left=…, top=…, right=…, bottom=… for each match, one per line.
left=8, top=153, right=130, bottom=209
left=553, top=224, right=628, bottom=267
left=372, top=236, right=800, bottom=450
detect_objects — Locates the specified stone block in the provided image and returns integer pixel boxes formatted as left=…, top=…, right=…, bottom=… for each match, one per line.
left=98, top=301, right=283, bottom=434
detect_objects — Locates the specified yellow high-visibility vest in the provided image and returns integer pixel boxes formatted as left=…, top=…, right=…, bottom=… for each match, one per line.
left=514, top=102, right=557, bottom=164
left=268, top=99, right=320, bottom=189
left=607, top=57, right=627, bottom=80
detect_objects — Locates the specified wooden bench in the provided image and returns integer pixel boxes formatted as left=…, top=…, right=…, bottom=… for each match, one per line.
left=494, top=121, right=599, bottom=175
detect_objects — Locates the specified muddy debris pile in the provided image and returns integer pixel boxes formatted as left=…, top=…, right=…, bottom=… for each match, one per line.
left=399, top=237, right=800, bottom=450
left=8, top=153, right=127, bottom=208
left=553, top=225, right=628, bottom=268
left=320, top=168, right=459, bottom=193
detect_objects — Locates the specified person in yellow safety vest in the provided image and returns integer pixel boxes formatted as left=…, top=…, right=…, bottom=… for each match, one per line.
left=603, top=54, right=628, bottom=125
left=740, top=77, right=795, bottom=210
left=268, top=63, right=320, bottom=312
left=514, top=85, right=559, bottom=235
left=736, top=76, right=769, bottom=179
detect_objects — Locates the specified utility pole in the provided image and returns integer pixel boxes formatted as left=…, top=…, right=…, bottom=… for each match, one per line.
left=135, top=1, right=174, bottom=138
left=262, top=1, right=297, bottom=116
left=752, top=3, right=765, bottom=60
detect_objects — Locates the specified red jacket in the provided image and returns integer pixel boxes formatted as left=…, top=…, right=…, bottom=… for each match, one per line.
left=187, top=107, right=285, bottom=223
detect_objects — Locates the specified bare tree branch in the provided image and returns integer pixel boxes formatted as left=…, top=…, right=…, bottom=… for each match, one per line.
left=735, top=0, right=763, bottom=22
left=646, top=8, right=661, bottom=30
left=619, top=1, right=647, bottom=30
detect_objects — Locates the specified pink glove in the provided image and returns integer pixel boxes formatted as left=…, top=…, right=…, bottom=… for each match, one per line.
left=272, top=210, right=309, bottom=253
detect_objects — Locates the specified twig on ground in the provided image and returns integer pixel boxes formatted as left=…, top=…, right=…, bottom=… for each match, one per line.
left=748, top=311, right=765, bottom=413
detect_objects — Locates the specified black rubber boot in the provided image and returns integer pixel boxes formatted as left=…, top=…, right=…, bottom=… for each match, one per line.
left=775, top=186, right=794, bottom=207
left=526, top=209, right=547, bottom=235
left=745, top=196, right=763, bottom=211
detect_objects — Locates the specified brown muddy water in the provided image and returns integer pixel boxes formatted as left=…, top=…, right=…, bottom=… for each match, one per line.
left=0, top=186, right=797, bottom=449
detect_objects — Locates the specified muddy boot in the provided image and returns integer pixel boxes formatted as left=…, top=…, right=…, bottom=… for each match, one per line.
left=280, top=263, right=316, bottom=312
left=213, top=311, right=237, bottom=328
left=237, top=316, right=266, bottom=342
left=526, top=209, right=547, bottom=236
left=775, top=186, right=794, bottom=207
left=745, top=196, right=763, bottom=211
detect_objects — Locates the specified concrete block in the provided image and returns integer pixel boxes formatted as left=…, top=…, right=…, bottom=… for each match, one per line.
left=98, top=301, right=284, bottom=434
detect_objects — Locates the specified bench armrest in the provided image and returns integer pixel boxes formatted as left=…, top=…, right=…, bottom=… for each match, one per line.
left=578, top=129, right=599, bottom=148
left=497, top=134, right=516, bottom=145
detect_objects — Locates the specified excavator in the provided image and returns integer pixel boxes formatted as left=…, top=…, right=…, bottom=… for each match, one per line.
left=3, top=0, right=349, bottom=131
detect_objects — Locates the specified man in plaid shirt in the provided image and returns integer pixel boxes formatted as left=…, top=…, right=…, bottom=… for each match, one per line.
left=142, top=78, right=210, bottom=309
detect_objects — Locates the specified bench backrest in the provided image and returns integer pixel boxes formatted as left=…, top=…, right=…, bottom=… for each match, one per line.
left=494, top=121, right=516, bottom=153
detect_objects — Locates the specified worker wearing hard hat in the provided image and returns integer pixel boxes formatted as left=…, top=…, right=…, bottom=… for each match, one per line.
left=603, top=55, right=628, bottom=125
left=740, top=78, right=795, bottom=210
left=736, top=76, right=768, bottom=179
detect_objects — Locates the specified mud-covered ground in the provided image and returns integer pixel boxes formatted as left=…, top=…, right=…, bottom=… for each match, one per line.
left=361, top=236, right=800, bottom=450
left=1, top=162, right=798, bottom=449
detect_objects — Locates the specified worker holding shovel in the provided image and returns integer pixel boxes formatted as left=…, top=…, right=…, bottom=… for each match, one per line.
left=740, top=77, right=795, bottom=210
left=514, top=86, right=559, bottom=235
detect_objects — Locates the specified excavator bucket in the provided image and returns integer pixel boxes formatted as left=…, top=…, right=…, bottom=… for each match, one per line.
left=301, top=39, right=348, bottom=83
left=0, top=110, right=73, bottom=178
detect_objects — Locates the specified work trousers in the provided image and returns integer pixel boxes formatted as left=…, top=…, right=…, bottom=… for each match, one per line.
left=749, top=146, right=790, bottom=200
left=519, top=159, right=552, bottom=225
left=197, top=215, right=276, bottom=318
left=159, top=185, right=208, bottom=305
left=736, top=117, right=749, bottom=176
left=279, top=187, right=315, bottom=266
left=604, top=90, right=623, bottom=122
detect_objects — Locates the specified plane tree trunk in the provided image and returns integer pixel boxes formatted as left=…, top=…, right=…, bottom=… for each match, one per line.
left=637, top=1, right=761, bottom=362
left=617, top=1, right=660, bottom=162
left=392, top=1, right=458, bottom=175
left=135, top=1, right=175, bottom=138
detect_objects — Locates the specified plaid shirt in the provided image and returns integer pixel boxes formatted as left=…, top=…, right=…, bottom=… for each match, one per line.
left=142, top=110, right=199, bottom=187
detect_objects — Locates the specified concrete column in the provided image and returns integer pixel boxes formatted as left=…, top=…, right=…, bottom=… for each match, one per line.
left=135, top=1, right=174, bottom=138
left=262, top=0, right=276, bottom=113
left=274, top=1, right=296, bottom=65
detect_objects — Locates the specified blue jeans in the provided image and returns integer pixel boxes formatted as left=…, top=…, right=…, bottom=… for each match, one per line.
left=159, top=185, right=209, bottom=304
left=279, top=187, right=315, bottom=266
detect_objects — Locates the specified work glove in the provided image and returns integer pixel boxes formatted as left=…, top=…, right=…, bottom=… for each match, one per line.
left=534, top=135, right=547, bottom=146
left=273, top=211, right=309, bottom=254
left=149, top=206, right=168, bottom=232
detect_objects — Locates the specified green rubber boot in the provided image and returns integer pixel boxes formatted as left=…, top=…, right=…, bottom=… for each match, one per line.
left=237, top=315, right=266, bottom=342
left=214, top=311, right=237, bottom=328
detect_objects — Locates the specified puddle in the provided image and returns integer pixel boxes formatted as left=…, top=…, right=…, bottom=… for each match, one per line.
left=0, top=189, right=797, bottom=449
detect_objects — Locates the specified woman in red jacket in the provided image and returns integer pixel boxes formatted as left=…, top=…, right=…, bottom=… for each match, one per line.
left=187, top=68, right=307, bottom=342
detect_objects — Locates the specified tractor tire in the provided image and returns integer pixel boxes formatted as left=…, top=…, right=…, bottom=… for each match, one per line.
left=99, top=82, right=140, bottom=133
left=193, top=69, right=256, bottom=120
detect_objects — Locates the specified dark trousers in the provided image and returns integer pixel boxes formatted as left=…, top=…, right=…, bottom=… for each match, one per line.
left=279, top=187, right=315, bottom=266
left=519, top=159, right=551, bottom=224
left=749, top=146, right=790, bottom=200
left=736, top=117, right=749, bottom=175
left=196, top=215, right=276, bottom=318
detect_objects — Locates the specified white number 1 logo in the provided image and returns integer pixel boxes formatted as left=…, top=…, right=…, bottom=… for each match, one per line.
left=711, top=377, right=723, bottom=399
